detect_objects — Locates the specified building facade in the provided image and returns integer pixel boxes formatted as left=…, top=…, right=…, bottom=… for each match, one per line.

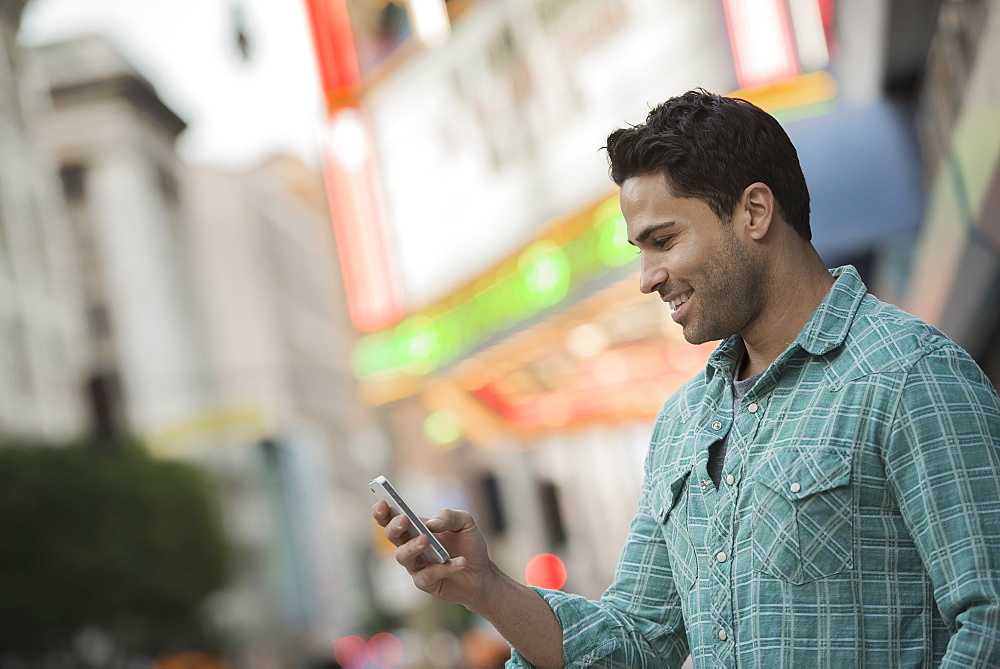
left=0, top=1, right=86, bottom=442
left=179, top=156, right=379, bottom=664
left=905, top=0, right=1000, bottom=389
left=33, top=35, right=213, bottom=440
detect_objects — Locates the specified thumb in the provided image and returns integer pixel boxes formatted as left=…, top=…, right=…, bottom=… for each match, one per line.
left=425, top=509, right=473, bottom=533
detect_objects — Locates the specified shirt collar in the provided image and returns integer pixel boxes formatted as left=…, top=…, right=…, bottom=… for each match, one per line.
left=708, top=265, right=868, bottom=373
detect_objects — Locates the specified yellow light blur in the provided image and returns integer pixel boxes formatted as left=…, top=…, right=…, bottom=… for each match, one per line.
left=730, top=70, right=837, bottom=115
left=567, top=323, right=609, bottom=358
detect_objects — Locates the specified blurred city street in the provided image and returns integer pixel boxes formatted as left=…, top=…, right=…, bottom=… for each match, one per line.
left=0, top=0, right=998, bottom=666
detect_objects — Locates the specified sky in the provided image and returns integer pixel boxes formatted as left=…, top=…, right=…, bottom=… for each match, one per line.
left=20, top=0, right=327, bottom=169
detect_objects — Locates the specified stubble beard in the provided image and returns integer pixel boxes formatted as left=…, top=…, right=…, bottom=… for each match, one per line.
left=680, top=232, right=767, bottom=345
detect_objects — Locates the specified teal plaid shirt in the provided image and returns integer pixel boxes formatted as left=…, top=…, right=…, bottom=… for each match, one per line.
left=509, top=266, right=1000, bottom=668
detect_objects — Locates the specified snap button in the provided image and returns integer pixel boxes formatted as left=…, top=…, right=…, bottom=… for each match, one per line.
left=747, top=402, right=758, bottom=413
left=700, top=479, right=709, bottom=490
left=712, top=420, right=723, bottom=430
left=716, top=551, right=728, bottom=563
left=718, top=629, right=728, bottom=641
left=790, top=482, right=801, bottom=494
left=725, top=474, right=736, bottom=486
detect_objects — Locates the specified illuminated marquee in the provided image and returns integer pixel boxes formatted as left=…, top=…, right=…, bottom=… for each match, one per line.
left=351, top=194, right=635, bottom=380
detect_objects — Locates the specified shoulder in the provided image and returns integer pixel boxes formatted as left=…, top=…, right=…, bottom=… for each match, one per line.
left=825, top=294, right=973, bottom=387
left=846, top=296, right=999, bottom=412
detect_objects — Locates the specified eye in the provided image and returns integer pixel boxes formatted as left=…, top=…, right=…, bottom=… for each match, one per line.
left=654, top=235, right=675, bottom=249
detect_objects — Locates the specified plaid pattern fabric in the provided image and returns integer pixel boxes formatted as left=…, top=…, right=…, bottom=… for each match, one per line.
left=508, top=266, right=1000, bottom=668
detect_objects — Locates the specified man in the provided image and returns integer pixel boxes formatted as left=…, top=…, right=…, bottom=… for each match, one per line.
left=372, top=90, right=1000, bottom=667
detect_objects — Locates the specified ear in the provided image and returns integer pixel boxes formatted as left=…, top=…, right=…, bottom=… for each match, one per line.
left=736, top=182, right=775, bottom=241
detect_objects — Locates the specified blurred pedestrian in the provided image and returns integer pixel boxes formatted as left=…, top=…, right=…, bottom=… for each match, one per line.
left=373, top=89, right=1000, bottom=667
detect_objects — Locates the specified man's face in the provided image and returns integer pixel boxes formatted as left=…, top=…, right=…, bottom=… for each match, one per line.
left=621, top=172, right=766, bottom=345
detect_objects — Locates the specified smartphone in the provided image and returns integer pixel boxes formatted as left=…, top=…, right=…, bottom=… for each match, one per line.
left=369, top=475, right=450, bottom=564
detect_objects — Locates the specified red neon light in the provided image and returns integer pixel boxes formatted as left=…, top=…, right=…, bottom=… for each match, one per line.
left=321, top=109, right=405, bottom=332
left=303, top=0, right=361, bottom=110
left=818, top=0, right=838, bottom=57
left=470, top=341, right=715, bottom=431
left=723, top=0, right=799, bottom=88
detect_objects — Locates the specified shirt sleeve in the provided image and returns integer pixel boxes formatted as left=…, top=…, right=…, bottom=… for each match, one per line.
left=885, top=344, right=1000, bottom=668
left=506, top=473, right=689, bottom=668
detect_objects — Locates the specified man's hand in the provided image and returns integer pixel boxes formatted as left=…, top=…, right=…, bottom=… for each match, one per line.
left=372, top=502, right=497, bottom=612
left=372, top=501, right=565, bottom=667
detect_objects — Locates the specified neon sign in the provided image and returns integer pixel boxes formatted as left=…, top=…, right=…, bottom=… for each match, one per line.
left=352, top=194, right=635, bottom=379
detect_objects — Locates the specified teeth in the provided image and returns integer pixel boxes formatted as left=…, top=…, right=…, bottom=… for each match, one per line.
left=668, top=291, right=692, bottom=310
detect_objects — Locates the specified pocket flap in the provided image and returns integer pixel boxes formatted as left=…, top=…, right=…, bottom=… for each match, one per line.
left=756, top=447, right=852, bottom=501
left=652, top=467, right=692, bottom=524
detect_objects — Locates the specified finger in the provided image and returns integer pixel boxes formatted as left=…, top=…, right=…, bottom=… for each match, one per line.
left=424, top=508, right=475, bottom=534
left=371, top=500, right=394, bottom=527
left=395, top=534, right=431, bottom=572
left=384, top=512, right=412, bottom=546
left=411, top=557, right=469, bottom=592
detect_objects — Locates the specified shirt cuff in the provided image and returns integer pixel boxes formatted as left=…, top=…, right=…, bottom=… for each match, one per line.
left=504, top=587, right=622, bottom=668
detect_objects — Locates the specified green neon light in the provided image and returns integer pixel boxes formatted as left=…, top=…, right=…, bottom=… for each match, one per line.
left=352, top=195, right=635, bottom=380
left=424, top=411, right=462, bottom=445
left=520, top=241, right=572, bottom=308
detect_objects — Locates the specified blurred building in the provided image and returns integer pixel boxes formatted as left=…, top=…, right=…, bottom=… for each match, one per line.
left=179, top=156, right=380, bottom=665
left=33, top=35, right=213, bottom=439
left=319, top=0, right=990, bottom=642
left=905, top=0, right=1000, bottom=389
left=0, top=1, right=87, bottom=441
left=26, top=33, right=376, bottom=668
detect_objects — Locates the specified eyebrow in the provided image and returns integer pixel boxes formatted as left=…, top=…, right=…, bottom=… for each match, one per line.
left=629, top=221, right=676, bottom=246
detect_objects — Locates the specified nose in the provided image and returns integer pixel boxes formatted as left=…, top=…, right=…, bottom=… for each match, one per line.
left=639, top=253, right=667, bottom=295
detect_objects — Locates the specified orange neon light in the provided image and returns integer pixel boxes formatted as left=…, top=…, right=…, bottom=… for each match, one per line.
left=302, top=0, right=361, bottom=111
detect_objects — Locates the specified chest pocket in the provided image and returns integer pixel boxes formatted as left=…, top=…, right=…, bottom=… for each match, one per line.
left=751, top=446, right=854, bottom=585
left=652, top=467, right=698, bottom=594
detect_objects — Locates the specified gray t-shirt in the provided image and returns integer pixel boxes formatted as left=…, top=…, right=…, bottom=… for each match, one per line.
left=707, top=368, right=764, bottom=488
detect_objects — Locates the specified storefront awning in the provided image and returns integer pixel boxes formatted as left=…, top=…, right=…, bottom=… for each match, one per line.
left=787, top=101, right=927, bottom=263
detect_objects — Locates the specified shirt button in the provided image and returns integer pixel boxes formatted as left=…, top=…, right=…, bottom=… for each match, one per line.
left=790, top=482, right=801, bottom=493
left=716, top=551, right=728, bottom=563
left=747, top=402, right=759, bottom=413
left=712, top=420, right=723, bottom=430
left=700, top=479, right=709, bottom=490
left=718, top=629, right=728, bottom=641
left=726, top=474, right=736, bottom=486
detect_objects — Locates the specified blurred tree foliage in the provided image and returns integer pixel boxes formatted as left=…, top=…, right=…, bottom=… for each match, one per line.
left=0, top=441, right=230, bottom=657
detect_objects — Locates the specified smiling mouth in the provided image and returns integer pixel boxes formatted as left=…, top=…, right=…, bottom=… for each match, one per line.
left=666, top=289, right=692, bottom=313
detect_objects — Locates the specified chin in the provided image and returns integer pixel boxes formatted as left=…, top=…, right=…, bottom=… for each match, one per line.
left=681, top=327, right=709, bottom=346
left=681, top=320, right=733, bottom=346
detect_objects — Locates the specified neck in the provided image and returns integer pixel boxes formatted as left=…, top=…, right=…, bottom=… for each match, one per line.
left=738, top=246, right=834, bottom=380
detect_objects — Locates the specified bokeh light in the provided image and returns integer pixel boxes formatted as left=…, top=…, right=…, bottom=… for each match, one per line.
left=333, top=635, right=367, bottom=668
left=367, top=632, right=403, bottom=667
left=423, top=411, right=462, bottom=447
left=525, top=553, right=567, bottom=590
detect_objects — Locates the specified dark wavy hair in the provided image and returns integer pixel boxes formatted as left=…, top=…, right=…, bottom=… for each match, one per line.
left=605, top=89, right=811, bottom=240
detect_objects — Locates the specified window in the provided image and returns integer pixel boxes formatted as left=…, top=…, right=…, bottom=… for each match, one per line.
left=60, top=164, right=86, bottom=201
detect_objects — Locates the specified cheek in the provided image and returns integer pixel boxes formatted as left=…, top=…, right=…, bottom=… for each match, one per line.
left=666, top=246, right=700, bottom=274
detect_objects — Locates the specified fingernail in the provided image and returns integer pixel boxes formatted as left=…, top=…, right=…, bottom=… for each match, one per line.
left=425, top=518, right=442, bottom=530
